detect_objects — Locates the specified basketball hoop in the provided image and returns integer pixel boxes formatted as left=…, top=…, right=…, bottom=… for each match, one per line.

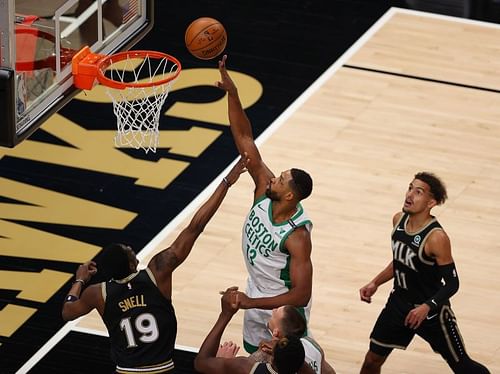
left=72, top=46, right=182, bottom=153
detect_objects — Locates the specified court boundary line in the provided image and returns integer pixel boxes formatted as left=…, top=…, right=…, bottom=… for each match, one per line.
left=15, top=6, right=492, bottom=373
left=343, top=64, right=500, bottom=94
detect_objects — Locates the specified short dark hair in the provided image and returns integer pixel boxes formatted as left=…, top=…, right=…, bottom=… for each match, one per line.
left=280, top=306, right=307, bottom=338
left=273, top=335, right=305, bottom=374
left=414, top=172, right=448, bottom=205
left=289, top=168, right=313, bottom=200
left=99, top=243, right=132, bottom=281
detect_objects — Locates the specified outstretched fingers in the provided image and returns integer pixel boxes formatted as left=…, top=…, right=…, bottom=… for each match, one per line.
left=225, top=153, right=250, bottom=185
left=215, top=55, right=228, bottom=88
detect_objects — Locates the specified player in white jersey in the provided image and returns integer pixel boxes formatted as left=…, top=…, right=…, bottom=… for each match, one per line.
left=217, top=55, right=315, bottom=353
left=217, top=305, right=336, bottom=374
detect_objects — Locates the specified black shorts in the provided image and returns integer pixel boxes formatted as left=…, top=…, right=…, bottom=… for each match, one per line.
left=369, top=294, right=468, bottom=365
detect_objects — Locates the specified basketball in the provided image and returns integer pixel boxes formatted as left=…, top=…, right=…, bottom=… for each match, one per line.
left=185, top=17, right=227, bottom=60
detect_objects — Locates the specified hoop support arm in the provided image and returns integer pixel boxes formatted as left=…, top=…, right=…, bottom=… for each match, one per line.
left=72, top=46, right=105, bottom=90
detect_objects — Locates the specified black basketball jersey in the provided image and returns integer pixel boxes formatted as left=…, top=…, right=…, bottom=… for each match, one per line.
left=391, top=213, right=446, bottom=306
left=101, top=268, right=176, bottom=373
left=250, top=362, right=278, bottom=374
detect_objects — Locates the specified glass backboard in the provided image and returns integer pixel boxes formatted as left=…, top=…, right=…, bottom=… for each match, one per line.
left=0, top=0, right=154, bottom=147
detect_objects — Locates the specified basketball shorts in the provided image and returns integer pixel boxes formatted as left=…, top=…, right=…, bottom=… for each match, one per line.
left=243, top=307, right=273, bottom=353
left=369, top=294, right=468, bottom=365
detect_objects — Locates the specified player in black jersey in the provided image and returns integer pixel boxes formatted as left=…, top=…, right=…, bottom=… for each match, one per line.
left=359, top=172, right=490, bottom=374
left=61, top=154, right=249, bottom=374
left=194, top=288, right=307, bottom=374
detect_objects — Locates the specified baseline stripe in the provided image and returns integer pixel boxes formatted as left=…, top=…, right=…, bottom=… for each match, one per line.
left=343, top=64, right=500, bottom=94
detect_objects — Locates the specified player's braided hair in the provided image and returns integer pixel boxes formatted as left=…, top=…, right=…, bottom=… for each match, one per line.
left=273, top=335, right=305, bottom=374
left=414, top=172, right=448, bottom=205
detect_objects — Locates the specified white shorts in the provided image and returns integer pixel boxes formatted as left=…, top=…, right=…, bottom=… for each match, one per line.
left=242, top=280, right=312, bottom=352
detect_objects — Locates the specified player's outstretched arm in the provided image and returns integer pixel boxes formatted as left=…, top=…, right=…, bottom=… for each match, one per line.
left=216, top=55, right=273, bottom=196
left=149, top=154, right=249, bottom=279
left=194, top=288, right=251, bottom=374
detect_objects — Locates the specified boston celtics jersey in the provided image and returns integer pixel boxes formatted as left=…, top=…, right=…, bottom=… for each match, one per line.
left=391, top=212, right=445, bottom=305
left=242, top=195, right=313, bottom=293
left=101, top=269, right=176, bottom=373
left=242, top=195, right=313, bottom=351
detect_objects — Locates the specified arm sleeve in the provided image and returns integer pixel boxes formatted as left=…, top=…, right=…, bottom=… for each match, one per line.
left=425, top=262, right=459, bottom=311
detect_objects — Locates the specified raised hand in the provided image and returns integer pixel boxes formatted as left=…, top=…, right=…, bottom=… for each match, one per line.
left=75, top=261, right=97, bottom=284
left=224, top=152, right=250, bottom=186
left=215, top=55, right=237, bottom=95
left=220, top=286, right=240, bottom=316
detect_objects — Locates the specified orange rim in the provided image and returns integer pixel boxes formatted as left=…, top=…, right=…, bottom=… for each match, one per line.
left=95, top=50, right=182, bottom=89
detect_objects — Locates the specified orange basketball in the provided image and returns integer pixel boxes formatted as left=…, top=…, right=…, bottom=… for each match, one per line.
left=185, top=17, right=227, bottom=60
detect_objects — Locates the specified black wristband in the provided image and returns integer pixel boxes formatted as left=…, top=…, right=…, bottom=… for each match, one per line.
left=65, top=295, right=78, bottom=303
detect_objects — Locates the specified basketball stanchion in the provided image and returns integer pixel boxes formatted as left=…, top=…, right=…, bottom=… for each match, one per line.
left=72, top=46, right=182, bottom=153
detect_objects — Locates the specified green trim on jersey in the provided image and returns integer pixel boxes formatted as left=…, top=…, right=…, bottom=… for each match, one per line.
left=244, top=339, right=259, bottom=353
left=267, top=200, right=305, bottom=227
left=296, top=306, right=309, bottom=336
left=280, top=256, right=292, bottom=289
left=252, top=194, right=268, bottom=208
left=279, top=220, right=312, bottom=252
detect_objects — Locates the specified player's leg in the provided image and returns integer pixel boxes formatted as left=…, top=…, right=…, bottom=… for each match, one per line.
left=417, top=305, right=490, bottom=374
left=360, top=297, right=415, bottom=374
left=360, top=349, right=389, bottom=374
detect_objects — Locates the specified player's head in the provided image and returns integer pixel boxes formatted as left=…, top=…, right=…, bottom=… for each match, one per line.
left=403, top=172, right=447, bottom=214
left=268, top=305, right=307, bottom=338
left=266, top=169, right=313, bottom=202
left=272, top=335, right=305, bottom=374
left=99, top=243, right=138, bottom=281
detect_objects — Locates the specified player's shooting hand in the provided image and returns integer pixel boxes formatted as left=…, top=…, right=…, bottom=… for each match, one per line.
left=225, top=152, right=250, bottom=185
left=215, top=55, right=237, bottom=95
left=359, top=281, right=378, bottom=303
left=404, top=304, right=430, bottom=329
left=75, top=261, right=97, bottom=284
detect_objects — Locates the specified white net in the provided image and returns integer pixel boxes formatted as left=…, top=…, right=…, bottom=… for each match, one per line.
left=103, top=53, right=180, bottom=153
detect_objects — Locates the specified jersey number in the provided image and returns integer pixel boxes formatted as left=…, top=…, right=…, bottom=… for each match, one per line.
left=120, top=313, right=159, bottom=348
left=395, top=269, right=408, bottom=289
left=246, top=244, right=256, bottom=266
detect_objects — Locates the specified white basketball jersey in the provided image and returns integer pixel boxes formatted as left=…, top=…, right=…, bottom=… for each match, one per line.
left=242, top=195, right=312, bottom=295
left=301, top=336, right=323, bottom=374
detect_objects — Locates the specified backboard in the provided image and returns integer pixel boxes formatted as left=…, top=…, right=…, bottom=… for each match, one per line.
left=0, top=0, right=154, bottom=147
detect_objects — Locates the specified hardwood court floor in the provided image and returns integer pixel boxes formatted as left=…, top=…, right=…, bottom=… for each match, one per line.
left=78, top=8, right=500, bottom=373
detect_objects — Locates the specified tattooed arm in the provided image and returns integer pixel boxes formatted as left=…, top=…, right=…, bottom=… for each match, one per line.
left=148, top=154, right=249, bottom=299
